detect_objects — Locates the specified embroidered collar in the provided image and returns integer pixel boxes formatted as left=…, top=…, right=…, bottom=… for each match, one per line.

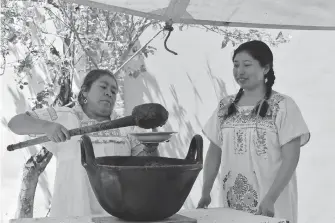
left=72, top=101, right=119, bottom=123
left=71, top=101, right=125, bottom=142
left=218, top=92, right=277, bottom=118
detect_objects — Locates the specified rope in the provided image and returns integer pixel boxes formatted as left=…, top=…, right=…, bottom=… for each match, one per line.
left=163, top=22, right=178, bottom=55
left=113, top=20, right=178, bottom=76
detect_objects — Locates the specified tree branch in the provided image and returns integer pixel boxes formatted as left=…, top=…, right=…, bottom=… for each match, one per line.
left=0, top=52, right=6, bottom=75
left=100, top=12, right=112, bottom=63
left=58, top=1, right=99, bottom=69
left=15, top=147, right=53, bottom=218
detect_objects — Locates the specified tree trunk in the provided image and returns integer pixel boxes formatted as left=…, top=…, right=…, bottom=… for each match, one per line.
left=15, top=147, right=53, bottom=218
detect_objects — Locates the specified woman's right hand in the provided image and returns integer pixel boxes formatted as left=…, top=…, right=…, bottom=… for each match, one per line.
left=43, top=122, right=71, bottom=143
left=197, top=194, right=211, bottom=209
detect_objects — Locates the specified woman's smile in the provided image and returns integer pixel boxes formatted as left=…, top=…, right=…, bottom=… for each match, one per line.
left=237, top=77, right=248, bottom=84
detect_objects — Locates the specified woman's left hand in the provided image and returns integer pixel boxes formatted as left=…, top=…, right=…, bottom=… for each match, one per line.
left=256, top=197, right=275, bottom=217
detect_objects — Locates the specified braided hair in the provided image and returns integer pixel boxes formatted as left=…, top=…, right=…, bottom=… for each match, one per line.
left=227, top=40, right=276, bottom=118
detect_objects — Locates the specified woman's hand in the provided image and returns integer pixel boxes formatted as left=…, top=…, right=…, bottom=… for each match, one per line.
left=197, top=194, right=211, bottom=209
left=197, top=142, right=221, bottom=209
left=43, top=122, right=71, bottom=143
left=256, top=197, right=275, bottom=217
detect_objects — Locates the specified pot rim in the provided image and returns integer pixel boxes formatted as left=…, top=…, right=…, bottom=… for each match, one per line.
left=94, top=163, right=203, bottom=170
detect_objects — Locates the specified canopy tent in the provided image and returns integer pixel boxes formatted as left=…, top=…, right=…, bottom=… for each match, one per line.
left=67, top=0, right=335, bottom=30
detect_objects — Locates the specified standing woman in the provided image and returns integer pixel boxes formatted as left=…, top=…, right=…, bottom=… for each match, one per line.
left=8, top=69, right=157, bottom=217
left=198, top=40, right=310, bottom=223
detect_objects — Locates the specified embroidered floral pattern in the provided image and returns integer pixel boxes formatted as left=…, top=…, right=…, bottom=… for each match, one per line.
left=227, top=173, right=258, bottom=213
left=218, top=96, right=234, bottom=120
left=218, top=92, right=285, bottom=132
left=234, top=129, right=247, bottom=155
left=217, top=96, right=234, bottom=144
left=81, top=120, right=122, bottom=137
left=73, top=104, right=127, bottom=145
left=91, top=139, right=125, bottom=144
left=253, top=129, right=268, bottom=159
left=217, top=93, right=286, bottom=158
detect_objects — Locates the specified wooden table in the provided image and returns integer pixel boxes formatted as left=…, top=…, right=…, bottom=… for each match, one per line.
left=181, top=208, right=288, bottom=223
left=10, top=208, right=288, bottom=223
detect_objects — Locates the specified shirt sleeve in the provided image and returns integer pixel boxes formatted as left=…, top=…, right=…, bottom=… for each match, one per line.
left=275, top=96, right=311, bottom=147
left=202, top=102, right=222, bottom=148
left=123, top=126, right=151, bottom=156
left=25, top=106, right=79, bottom=154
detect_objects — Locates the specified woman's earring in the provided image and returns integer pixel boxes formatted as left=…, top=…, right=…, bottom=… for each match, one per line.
left=264, top=74, right=268, bottom=83
left=83, top=98, right=88, bottom=104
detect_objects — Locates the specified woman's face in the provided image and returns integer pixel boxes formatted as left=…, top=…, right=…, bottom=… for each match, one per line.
left=233, top=51, right=269, bottom=91
left=83, top=75, right=118, bottom=117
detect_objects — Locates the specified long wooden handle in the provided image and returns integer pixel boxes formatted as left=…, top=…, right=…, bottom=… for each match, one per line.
left=7, top=116, right=134, bottom=151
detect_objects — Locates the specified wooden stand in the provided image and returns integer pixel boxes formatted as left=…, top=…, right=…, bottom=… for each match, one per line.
left=91, top=214, right=197, bottom=223
left=10, top=214, right=197, bottom=223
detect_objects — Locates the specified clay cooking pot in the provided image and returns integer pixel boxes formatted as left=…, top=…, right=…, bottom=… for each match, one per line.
left=80, top=134, right=203, bottom=221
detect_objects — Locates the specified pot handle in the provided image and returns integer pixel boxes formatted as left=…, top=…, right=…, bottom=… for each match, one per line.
left=80, top=134, right=97, bottom=168
left=185, top=134, right=203, bottom=164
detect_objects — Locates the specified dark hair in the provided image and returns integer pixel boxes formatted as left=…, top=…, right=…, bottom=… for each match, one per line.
left=78, top=69, right=118, bottom=105
left=227, top=40, right=276, bottom=118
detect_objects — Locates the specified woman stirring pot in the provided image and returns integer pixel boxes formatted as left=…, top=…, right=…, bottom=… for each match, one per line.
left=8, top=69, right=157, bottom=217
left=198, top=40, right=310, bottom=223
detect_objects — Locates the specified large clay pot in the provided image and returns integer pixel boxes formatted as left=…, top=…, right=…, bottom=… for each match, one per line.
left=80, top=134, right=203, bottom=221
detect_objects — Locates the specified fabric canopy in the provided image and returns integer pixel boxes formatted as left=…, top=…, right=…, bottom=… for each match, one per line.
left=67, top=0, right=335, bottom=30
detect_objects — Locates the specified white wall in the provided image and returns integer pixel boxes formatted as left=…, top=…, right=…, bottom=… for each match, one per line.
left=123, top=27, right=335, bottom=223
